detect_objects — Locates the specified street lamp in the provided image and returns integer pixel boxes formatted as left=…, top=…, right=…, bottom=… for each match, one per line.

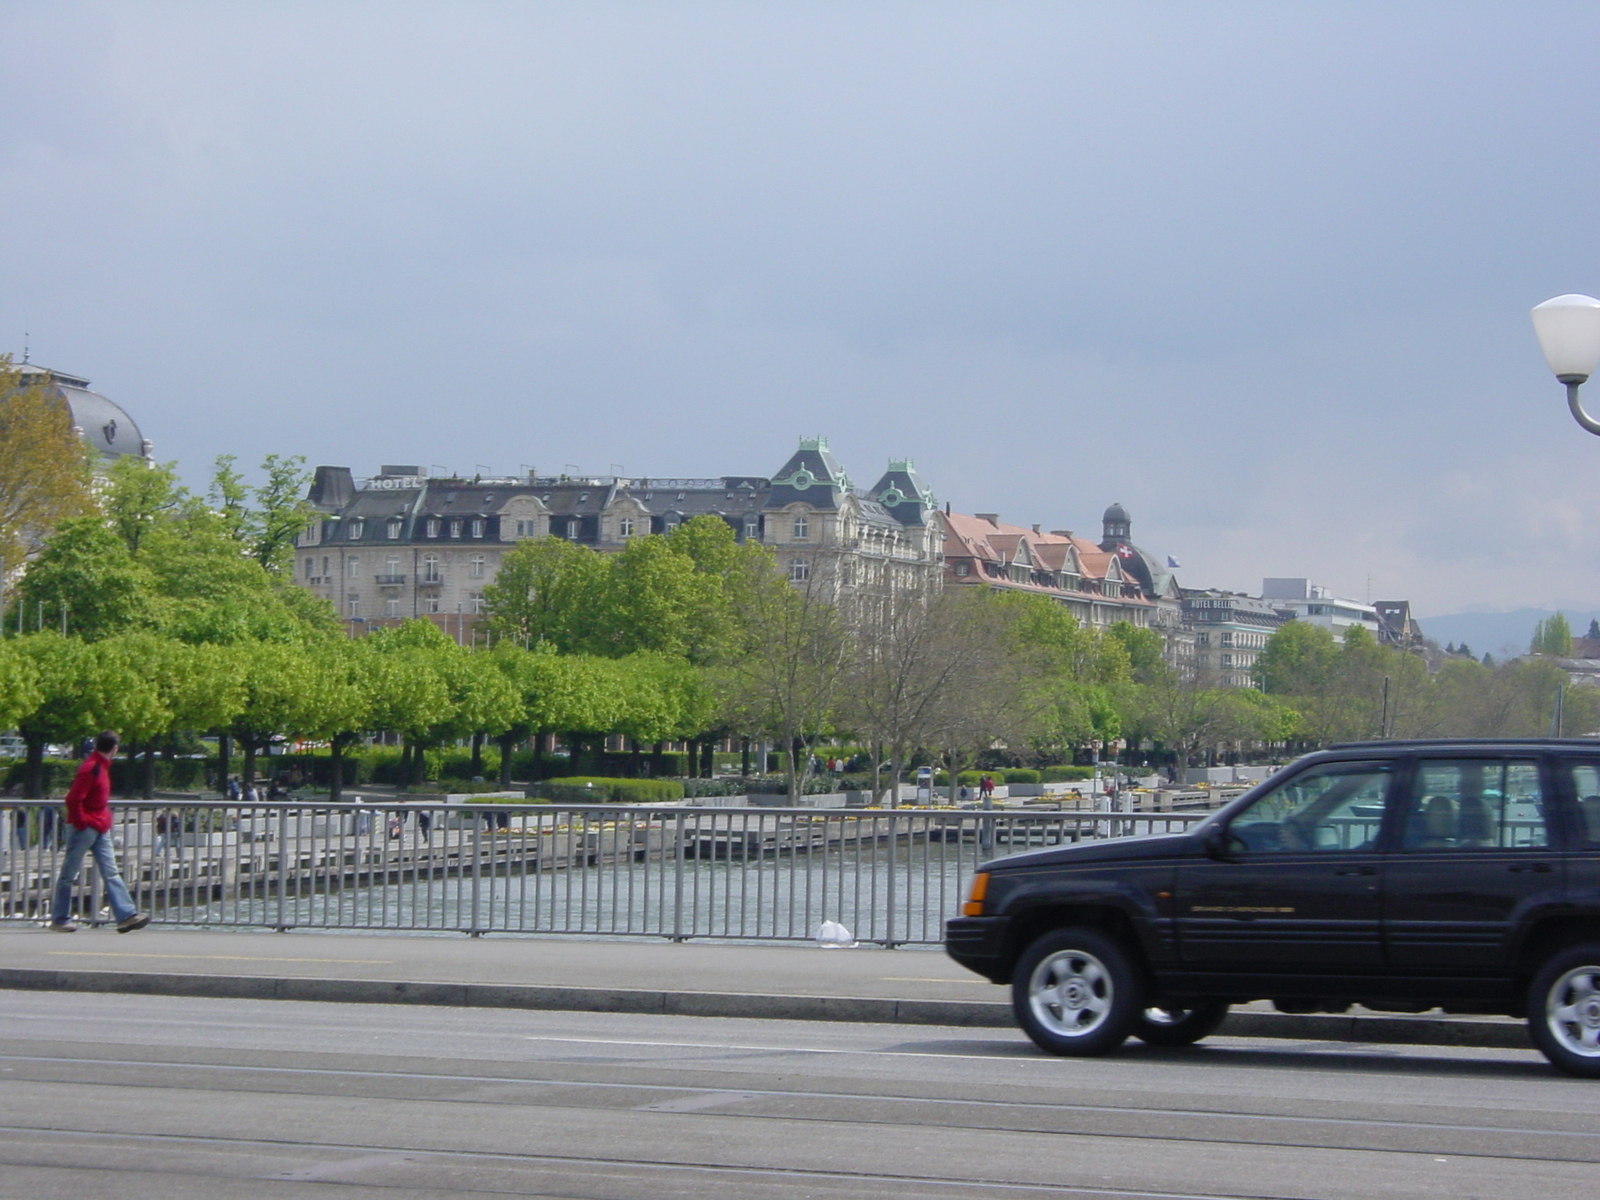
left=1532, top=294, right=1600, bottom=435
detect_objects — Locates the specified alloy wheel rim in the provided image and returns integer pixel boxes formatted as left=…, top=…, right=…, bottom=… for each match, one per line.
left=1029, top=948, right=1113, bottom=1038
left=1142, top=1006, right=1191, bottom=1027
left=1546, top=966, right=1600, bottom=1058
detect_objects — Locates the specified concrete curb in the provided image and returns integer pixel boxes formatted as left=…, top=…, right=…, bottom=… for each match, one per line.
left=0, top=967, right=1533, bottom=1048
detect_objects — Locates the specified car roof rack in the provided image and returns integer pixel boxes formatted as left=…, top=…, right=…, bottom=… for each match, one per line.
left=1327, top=737, right=1600, bottom=750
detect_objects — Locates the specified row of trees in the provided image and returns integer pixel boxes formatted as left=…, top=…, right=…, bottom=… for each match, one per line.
left=2, top=369, right=1593, bottom=801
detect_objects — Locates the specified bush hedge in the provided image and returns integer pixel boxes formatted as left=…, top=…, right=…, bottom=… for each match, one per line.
left=532, top=776, right=685, bottom=803
left=1041, top=765, right=1095, bottom=782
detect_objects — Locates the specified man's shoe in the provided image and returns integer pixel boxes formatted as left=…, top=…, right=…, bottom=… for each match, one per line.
left=116, top=913, right=150, bottom=933
left=47, top=921, right=78, bottom=933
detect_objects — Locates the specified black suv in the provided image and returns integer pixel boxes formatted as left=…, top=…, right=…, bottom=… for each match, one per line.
left=945, top=739, right=1600, bottom=1076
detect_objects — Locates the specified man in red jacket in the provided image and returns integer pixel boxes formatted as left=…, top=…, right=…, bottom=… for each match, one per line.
left=49, top=731, right=149, bottom=933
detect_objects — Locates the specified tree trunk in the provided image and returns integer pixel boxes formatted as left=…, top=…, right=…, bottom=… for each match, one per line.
left=242, top=739, right=257, bottom=785
left=329, top=738, right=345, bottom=803
left=142, top=747, right=157, bottom=800
left=217, top=733, right=231, bottom=794
left=22, top=735, right=45, bottom=799
left=498, top=733, right=516, bottom=789
left=740, top=737, right=751, bottom=778
left=470, top=732, right=484, bottom=778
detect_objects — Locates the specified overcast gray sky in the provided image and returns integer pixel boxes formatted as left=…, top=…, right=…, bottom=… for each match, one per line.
left=4, top=1, right=1598, bottom=617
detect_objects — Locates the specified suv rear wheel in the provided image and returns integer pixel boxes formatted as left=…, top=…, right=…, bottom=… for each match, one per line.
left=1529, top=943, right=1600, bottom=1078
left=1012, top=927, right=1142, bottom=1056
left=1134, top=1000, right=1231, bottom=1047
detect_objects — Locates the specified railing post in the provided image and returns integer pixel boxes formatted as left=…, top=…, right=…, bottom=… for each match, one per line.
left=671, top=809, right=686, bottom=942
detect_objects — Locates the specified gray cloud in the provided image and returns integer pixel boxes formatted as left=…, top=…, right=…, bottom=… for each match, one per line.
left=4, top=1, right=1599, bottom=615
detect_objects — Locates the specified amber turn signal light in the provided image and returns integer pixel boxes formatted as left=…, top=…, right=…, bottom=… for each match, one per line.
left=962, top=872, right=990, bottom=917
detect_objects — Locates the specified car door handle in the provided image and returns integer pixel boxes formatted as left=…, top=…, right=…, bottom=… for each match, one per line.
left=1334, top=865, right=1379, bottom=876
left=1507, top=863, right=1553, bottom=873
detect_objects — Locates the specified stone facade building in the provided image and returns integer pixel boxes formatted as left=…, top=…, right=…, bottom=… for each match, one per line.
left=295, top=439, right=944, bottom=634
left=940, top=503, right=1195, bottom=672
left=1181, top=590, right=1292, bottom=687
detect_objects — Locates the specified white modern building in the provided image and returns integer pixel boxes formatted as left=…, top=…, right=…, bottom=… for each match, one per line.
left=1261, top=578, right=1381, bottom=638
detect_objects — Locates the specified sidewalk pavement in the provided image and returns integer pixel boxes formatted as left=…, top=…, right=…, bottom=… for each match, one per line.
left=0, top=924, right=1532, bottom=1050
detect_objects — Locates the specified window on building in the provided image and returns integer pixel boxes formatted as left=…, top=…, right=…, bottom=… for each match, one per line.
left=450, top=521, right=462, bottom=538
left=426, top=518, right=440, bottom=537
left=469, top=554, right=486, bottom=578
left=347, top=597, right=361, bottom=617
left=422, top=555, right=441, bottom=583
left=347, top=555, right=360, bottom=576
left=954, top=563, right=971, bottom=577
left=469, top=592, right=486, bottom=614
left=1220, top=633, right=1234, bottom=647
left=384, top=555, right=401, bottom=579
left=792, top=515, right=809, bottom=540
left=321, top=556, right=329, bottom=578
left=744, top=518, right=759, bottom=540
left=1221, top=653, right=1233, bottom=666
left=304, top=557, right=314, bottom=579
left=348, top=519, right=364, bottom=539
left=424, top=597, right=441, bottom=614
left=618, top=517, right=634, bottom=538
left=567, top=518, right=580, bottom=538
left=385, top=598, right=401, bottom=617
left=471, top=519, right=484, bottom=538
left=790, top=559, right=809, bottom=582
left=386, top=518, right=402, bottom=539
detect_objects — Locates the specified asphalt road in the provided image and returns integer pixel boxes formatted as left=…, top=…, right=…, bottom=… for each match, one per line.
left=0, top=992, right=1593, bottom=1200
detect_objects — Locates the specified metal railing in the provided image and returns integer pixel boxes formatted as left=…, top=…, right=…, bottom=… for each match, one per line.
left=1, top=800, right=1208, bottom=944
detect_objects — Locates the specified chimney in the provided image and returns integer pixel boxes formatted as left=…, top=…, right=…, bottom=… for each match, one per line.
left=1031, top=524, right=1041, bottom=534
left=1051, top=529, right=1073, bottom=539
left=976, top=513, right=1000, bottom=526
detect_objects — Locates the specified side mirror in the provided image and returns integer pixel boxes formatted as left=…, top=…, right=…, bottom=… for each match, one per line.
left=1199, top=822, right=1233, bottom=861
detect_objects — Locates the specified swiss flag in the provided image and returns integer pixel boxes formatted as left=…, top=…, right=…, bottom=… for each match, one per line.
left=1115, top=544, right=1135, bottom=559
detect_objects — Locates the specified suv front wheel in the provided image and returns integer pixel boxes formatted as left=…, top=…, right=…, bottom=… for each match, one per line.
left=1529, top=943, right=1600, bottom=1078
left=1012, top=927, right=1143, bottom=1056
left=1134, top=1000, right=1231, bottom=1047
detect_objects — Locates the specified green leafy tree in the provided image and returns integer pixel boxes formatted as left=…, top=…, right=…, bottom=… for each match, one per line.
left=10, top=633, right=165, bottom=797
left=0, top=639, right=41, bottom=731
left=1532, top=612, right=1574, bottom=657
left=103, top=457, right=190, bottom=556
left=15, top=517, right=153, bottom=640
left=0, top=355, right=94, bottom=570
left=250, top=454, right=312, bottom=575
left=482, top=535, right=607, bottom=652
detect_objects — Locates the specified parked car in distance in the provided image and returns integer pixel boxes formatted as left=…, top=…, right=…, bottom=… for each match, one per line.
left=947, top=739, right=1600, bottom=1077
left=0, top=736, right=25, bottom=758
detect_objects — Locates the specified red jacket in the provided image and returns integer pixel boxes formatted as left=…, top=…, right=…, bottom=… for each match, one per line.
left=64, top=751, right=114, bottom=833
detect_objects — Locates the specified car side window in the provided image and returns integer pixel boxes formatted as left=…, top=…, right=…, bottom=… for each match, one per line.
left=1566, top=762, right=1600, bottom=848
left=1226, top=762, right=1392, bottom=854
left=1399, top=759, right=1547, bottom=851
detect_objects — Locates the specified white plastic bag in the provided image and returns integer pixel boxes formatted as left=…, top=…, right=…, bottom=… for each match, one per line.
left=815, top=919, right=856, bottom=948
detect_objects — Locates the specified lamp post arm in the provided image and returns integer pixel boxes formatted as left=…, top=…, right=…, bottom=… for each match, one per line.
left=1568, top=381, right=1600, bottom=437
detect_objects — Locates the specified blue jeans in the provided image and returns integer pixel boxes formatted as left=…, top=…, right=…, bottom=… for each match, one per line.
left=52, top=825, right=136, bottom=925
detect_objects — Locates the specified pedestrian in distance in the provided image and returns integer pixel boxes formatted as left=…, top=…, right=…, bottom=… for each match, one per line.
left=49, top=731, right=150, bottom=933
left=979, top=774, right=995, bottom=802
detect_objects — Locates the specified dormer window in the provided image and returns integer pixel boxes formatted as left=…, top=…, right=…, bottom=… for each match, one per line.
left=618, top=517, right=635, bottom=538
left=450, top=521, right=462, bottom=538
left=471, top=519, right=485, bottom=538
left=386, top=519, right=403, bottom=539
left=348, top=519, right=365, bottom=539
left=425, top=518, right=440, bottom=538
left=792, top=516, right=809, bottom=541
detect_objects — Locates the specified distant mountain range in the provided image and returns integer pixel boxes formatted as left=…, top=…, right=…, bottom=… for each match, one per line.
left=1417, top=609, right=1600, bottom=658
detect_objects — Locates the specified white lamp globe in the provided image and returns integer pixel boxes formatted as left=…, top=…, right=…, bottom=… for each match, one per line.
left=1532, top=294, right=1600, bottom=383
